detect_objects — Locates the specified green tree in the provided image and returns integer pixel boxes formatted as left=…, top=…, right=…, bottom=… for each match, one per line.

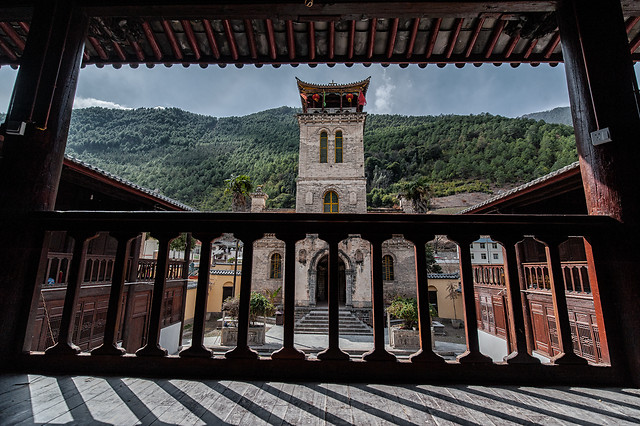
left=399, top=178, right=431, bottom=213
left=425, top=244, right=443, bottom=273
left=224, top=174, right=253, bottom=212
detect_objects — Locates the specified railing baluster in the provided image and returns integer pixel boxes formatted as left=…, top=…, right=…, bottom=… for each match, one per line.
left=317, top=235, right=349, bottom=360
left=362, top=235, right=396, bottom=362
left=180, top=233, right=215, bottom=358
left=226, top=232, right=260, bottom=359
left=407, top=235, right=445, bottom=364
left=45, top=230, right=97, bottom=355
left=136, top=232, right=178, bottom=357
left=272, top=232, right=306, bottom=360
left=540, top=235, right=588, bottom=365
left=92, top=231, right=137, bottom=356
left=493, top=236, right=539, bottom=364
left=449, top=235, right=492, bottom=364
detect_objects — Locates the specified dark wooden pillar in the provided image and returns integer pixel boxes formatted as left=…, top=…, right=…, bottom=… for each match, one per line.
left=558, top=0, right=640, bottom=384
left=0, top=1, right=87, bottom=362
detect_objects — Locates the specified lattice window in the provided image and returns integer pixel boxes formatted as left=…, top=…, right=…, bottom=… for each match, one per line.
left=320, top=131, right=328, bottom=163
left=323, top=191, right=338, bottom=213
left=270, top=253, right=282, bottom=279
left=382, top=255, right=395, bottom=280
left=335, top=131, right=343, bottom=163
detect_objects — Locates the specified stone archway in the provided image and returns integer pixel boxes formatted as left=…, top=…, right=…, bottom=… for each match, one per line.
left=315, top=255, right=346, bottom=306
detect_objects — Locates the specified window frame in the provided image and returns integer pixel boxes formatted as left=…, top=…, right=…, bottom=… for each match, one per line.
left=382, top=255, right=395, bottom=281
left=323, top=191, right=339, bottom=213
left=335, top=130, right=343, bottom=163
left=320, top=131, right=328, bottom=163
left=270, top=252, right=282, bottom=279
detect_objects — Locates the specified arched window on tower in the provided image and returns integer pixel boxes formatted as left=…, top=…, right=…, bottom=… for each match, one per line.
left=323, top=191, right=339, bottom=213
left=320, top=131, right=328, bottom=163
left=270, top=253, right=282, bottom=279
left=383, top=255, right=395, bottom=281
left=335, top=131, right=343, bottom=163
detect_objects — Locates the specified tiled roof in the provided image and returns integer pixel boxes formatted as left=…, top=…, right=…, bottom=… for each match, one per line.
left=210, top=269, right=242, bottom=275
left=427, top=272, right=459, bottom=279
left=458, top=161, right=580, bottom=214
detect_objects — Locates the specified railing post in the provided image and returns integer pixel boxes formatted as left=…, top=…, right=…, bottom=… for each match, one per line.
left=272, top=232, right=306, bottom=360
left=92, top=231, right=137, bottom=356
left=136, top=232, right=179, bottom=357
left=492, top=236, right=539, bottom=364
left=180, top=233, right=216, bottom=358
left=405, top=235, right=445, bottom=364
left=448, top=235, right=492, bottom=364
left=362, top=234, right=396, bottom=362
left=540, top=235, right=588, bottom=365
left=45, top=230, right=97, bottom=355
left=226, top=232, right=260, bottom=359
left=317, top=234, right=349, bottom=360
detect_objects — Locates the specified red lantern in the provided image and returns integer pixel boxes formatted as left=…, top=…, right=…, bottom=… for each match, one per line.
left=346, top=93, right=354, bottom=103
left=312, top=93, right=320, bottom=102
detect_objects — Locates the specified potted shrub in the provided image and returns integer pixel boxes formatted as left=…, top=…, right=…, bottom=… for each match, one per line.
left=387, top=297, right=436, bottom=349
left=221, top=292, right=273, bottom=346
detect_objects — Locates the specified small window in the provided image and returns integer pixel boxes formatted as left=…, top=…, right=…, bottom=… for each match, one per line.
left=481, top=253, right=487, bottom=260
left=493, top=253, right=499, bottom=260
left=270, top=253, right=282, bottom=279
left=471, top=253, right=475, bottom=259
left=323, top=191, right=339, bottom=213
left=335, top=131, right=343, bottom=163
left=382, top=255, right=395, bottom=280
left=320, top=131, right=328, bottom=163
left=480, top=243, right=486, bottom=249
left=492, top=243, right=498, bottom=249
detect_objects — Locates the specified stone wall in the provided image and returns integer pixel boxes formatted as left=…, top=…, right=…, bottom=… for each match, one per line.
left=381, top=235, right=418, bottom=303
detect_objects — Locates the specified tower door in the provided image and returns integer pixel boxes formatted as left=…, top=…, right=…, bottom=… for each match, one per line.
left=316, top=256, right=346, bottom=305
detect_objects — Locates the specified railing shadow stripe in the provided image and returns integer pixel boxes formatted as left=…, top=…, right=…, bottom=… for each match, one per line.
left=155, top=380, right=226, bottom=425
left=205, top=381, right=286, bottom=425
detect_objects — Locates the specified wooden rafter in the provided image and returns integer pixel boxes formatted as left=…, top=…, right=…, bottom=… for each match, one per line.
left=162, top=20, right=183, bottom=60
left=504, top=33, right=520, bottom=58
left=543, top=32, right=560, bottom=58
left=348, top=20, right=355, bottom=59
left=386, top=18, right=399, bottom=59
left=142, top=21, right=163, bottom=60
left=202, top=20, right=220, bottom=59
left=286, top=20, right=295, bottom=60
left=244, top=19, right=257, bottom=59
left=88, top=36, right=108, bottom=60
left=112, top=40, right=127, bottom=61
left=129, top=38, right=145, bottom=61
left=328, top=21, right=335, bottom=60
left=484, top=19, right=505, bottom=58
left=465, top=17, right=485, bottom=57
left=367, top=18, right=377, bottom=59
left=0, top=22, right=25, bottom=52
left=265, top=19, right=277, bottom=60
left=626, top=16, right=640, bottom=33
left=629, top=32, right=640, bottom=53
left=223, top=19, right=239, bottom=61
left=426, top=18, right=442, bottom=58
left=445, top=18, right=464, bottom=58
left=406, top=18, right=420, bottom=59
left=308, top=21, right=316, bottom=61
left=181, top=20, right=201, bottom=60
left=0, top=37, right=17, bottom=61
left=523, top=38, right=538, bottom=59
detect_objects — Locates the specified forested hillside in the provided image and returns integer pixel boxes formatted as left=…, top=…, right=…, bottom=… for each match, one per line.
left=522, top=106, right=572, bottom=126
left=5, top=107, right=578, bottom=210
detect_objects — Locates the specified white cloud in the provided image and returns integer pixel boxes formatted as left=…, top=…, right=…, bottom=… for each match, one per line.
left=73, top=97, right=132, bottom=110
left=373, top=70, right=396, bottom=114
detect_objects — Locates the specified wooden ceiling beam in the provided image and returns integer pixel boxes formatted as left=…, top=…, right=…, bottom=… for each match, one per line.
left=405, top=18, right=420, bottom=59
left=386, top=18, right=399, bottom=58
left=286, top=20, right=296, bottom=60
left=88, top=36, right=108, bottom=60
left=426, top=17, right=442, bottom=58
left=308, top=22, right=316, bottom=61
left=0, top=37, right=17, bottom=61
left=367, top=18, right=377, bottom=59
left=162, top=20, right=183, bottom=60
left=445, top=17, right=463, bottom=58
left=348, top=20, right=355, bottom=59
left=83, top=50, right=90, bottom=61
left=181, top=20, right=201, bottom=60
left=266, top=18, right=277, bottom=60
left=626, top=16, right=640, bottom=33
left=112, top=40, right=127, bottom=61
left=129, top=38, right=145, bottom=61
left=328, top=21, right=335, bottom=60
left=465, top=17, right=484, bottom=57
left=18, top=21, right=29, bottom=33
left=484, top=19, right=504, bottom=58
left=244, top=19, right=258, bottom=59
left=504, top=33, right=520, bottom=58
left=629, top=32, right=640, bottom=53
left=142, top=21, right=163, bottom=60
left=202, top=19, right=220, bottom=59
left=543, top=32, right=560, bottom=58
left=523, top=38, right=537, bottom=58
left=223, top=19, right=239, bottom=60
left=0, top=22, right=25, bottom=52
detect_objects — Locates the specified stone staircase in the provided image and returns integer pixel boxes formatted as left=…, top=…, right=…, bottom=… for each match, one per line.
left=295, top=309, right=373, bottom=335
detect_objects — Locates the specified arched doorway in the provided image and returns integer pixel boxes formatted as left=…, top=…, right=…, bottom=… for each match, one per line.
left=316, top=255, right=346, bottom=306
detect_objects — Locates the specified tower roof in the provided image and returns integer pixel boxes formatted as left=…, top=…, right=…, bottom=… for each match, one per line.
left=296, top=77, right=370, bottom=113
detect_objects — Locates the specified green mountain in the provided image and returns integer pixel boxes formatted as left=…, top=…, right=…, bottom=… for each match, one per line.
left=3, top=107, right=578, bottom=211
left=522, top=106, right=573, bottom=126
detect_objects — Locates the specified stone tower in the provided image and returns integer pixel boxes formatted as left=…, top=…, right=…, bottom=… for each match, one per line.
left=295, top=77, right=370, bottom=214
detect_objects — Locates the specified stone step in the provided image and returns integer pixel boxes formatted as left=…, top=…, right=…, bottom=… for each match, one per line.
left=295, top=309, right=372, bottom=335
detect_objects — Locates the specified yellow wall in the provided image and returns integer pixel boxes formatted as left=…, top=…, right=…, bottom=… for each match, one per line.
left=184, top=263, right=242, bottom=322
left=429, top=278, right=464, bottom=320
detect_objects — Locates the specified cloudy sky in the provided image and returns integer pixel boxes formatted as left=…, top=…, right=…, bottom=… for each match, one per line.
left=0, top=63, right=574, bottom=118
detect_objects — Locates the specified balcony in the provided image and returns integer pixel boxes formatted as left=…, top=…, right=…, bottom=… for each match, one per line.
left=6, top=209, right=626, bottom=386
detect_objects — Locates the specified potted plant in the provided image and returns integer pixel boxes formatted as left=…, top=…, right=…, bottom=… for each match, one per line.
left=221, top=292, right=273, bottom=346
left=387, top=296, right=437, bottom=349
left=446, top=282, right=464, bottom=329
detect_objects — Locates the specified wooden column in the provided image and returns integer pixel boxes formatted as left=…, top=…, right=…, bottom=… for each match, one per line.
left=272, top=232, right=305, bottom=360
left=0, top=1, right=87, bottom=359
left=362, top=234, right=395, bottom=362
left=558, top=0, right=640, bottom=383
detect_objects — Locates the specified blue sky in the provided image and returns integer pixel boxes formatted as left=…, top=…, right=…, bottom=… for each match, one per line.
left=1, top=63, right=572, bottom=118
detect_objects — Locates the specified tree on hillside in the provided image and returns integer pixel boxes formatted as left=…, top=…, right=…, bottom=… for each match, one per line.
left=399, top=178, right=431, bottom=213
left=224, top=174, right=253, bottom=212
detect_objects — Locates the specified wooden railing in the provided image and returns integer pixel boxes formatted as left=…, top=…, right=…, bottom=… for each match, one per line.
left=137, top=258, right=184, bottom=281
left=16, top=211, right=624, bottom=385
left=473, top=264, right=505, bottom=286
left=523, top=261, right=591, bottom=294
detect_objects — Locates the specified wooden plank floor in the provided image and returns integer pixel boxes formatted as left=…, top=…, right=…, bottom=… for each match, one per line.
left=1, top=374, right=639, bottom=425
